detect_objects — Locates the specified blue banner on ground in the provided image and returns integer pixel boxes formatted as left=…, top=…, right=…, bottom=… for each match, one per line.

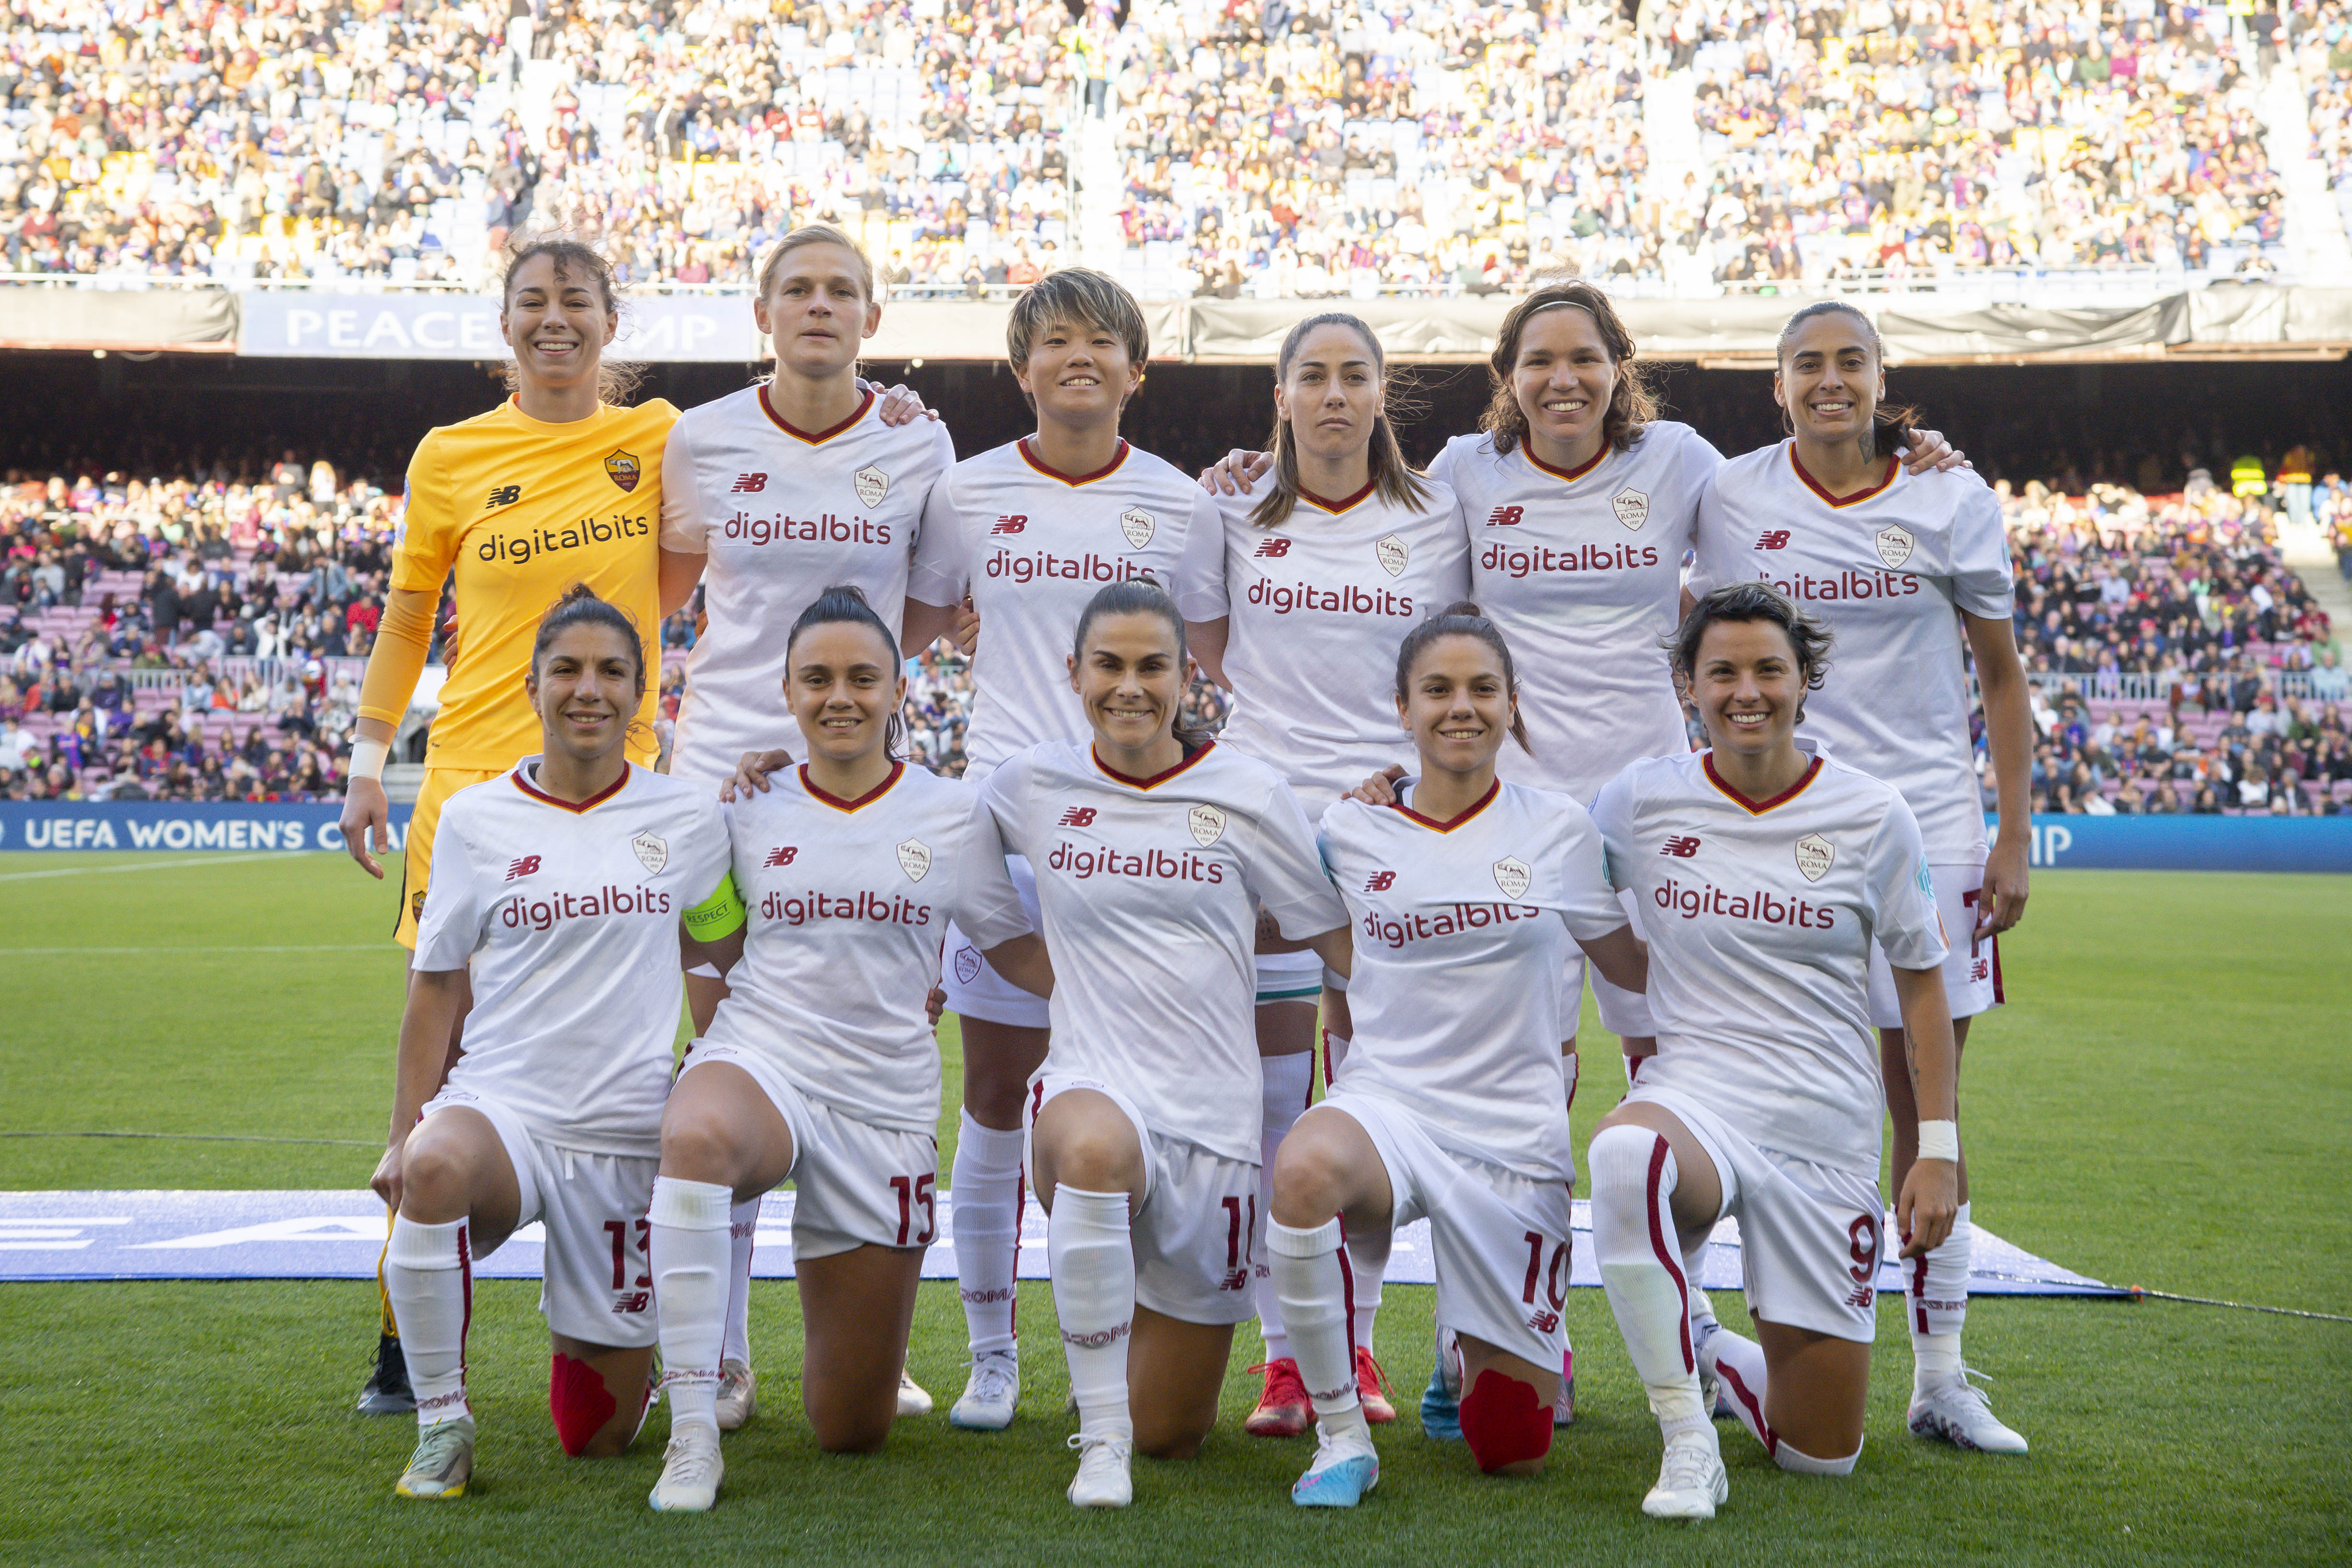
left=0, top=1189, right=2120, bottom=1298
left=2007, top=813, right=2352, bottom=872
left=0, top=801, right=413, bottom=853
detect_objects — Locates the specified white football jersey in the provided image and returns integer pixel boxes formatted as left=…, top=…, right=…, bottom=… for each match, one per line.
left=1689, top=442, right=2013, bottom=860
left=906, top=439, right=1225, bottom=780
left=660, top=385, right=958, bottom=783
left=1590, top=746, right=1948, bottom=1177
left=412, top=761, right=733, bottom=1157
left=980, top=740, right=1348, bottom=1164
left=1318, top=778, right=1628, bottom=1181
left=1196, top=480, right=1472, bottom=820
left=1433, top=423, right=1721, bottom=801
left=703, top=761, right=1031, bottom=1135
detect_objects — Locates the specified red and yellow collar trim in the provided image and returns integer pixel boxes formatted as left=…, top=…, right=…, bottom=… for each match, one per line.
left=1295, top=478, right=1379, bottom=515
left=1788, top=446, right=1897, bottom=509
left=1391, top=778, right=1500, bottom=833
left=760, top=385, right=873, bottom=445
left=1521, top=443, right=1607, bottom=486
left=1019, top=437, right=1129, bottom=486
left=512, top=761, right=630, bottom=814
left=1092, top=740, right=1214, bottom=790
left=801, top=759, right=904, bottom=812
left=1702, top=752, right=1821, bottom=815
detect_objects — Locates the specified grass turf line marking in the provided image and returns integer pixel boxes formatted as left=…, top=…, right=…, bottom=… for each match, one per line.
left=2129, top=1287, right=2352, bottom=1323
left=0, top=853, right=304, bottom=883
left=0, top=1131, right=380, bottom=1148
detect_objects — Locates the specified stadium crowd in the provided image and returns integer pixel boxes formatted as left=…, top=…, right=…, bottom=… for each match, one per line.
left=2, top=444, right=2345, bottom=810
left=0, top=0, right=2337, bottom=292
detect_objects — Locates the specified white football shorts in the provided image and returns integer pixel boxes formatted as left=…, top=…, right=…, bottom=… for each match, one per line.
left=1618, top=1083, right=1886, bottom=1344
left=1029, top=1073, right=1263, bottom=1327
left=1867, top=861, right=2001, bottom=1029
left=418, top=1087, right=659, bottom=1348
left=1318, top=1087, right=1575, bottom=1370
left=677, top=1041, right=941, bottom=1259
left=942, top=853, right=1052, bottom=1030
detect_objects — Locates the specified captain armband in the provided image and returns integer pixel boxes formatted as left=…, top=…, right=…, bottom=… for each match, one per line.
left=681, top=873, right=748, bottom=942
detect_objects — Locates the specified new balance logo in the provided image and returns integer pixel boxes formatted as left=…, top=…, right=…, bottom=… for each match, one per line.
left=1755, top=530, right=1792, bottom=550
left=1526, top=1309, right=1560, bottom=1334
left=504, top=854, right=541, bottom=880
left=612, top=1290, right=651, bottom=1313
left=1486, top=505, right=1524, bottom=527
left=1845, top=1285, right=1875, bottom=1308
left=1659, top=836, right=1701, bottom=858
left=1058, top=807, right=1097, bottom=828
left=762, top=846, right=798, bottom=867
left=1363, top=870, right=1396, bottom=892
left=485, top=484, right=522, bottom=509
left=1252, top=536, right=1292, bottom=558
left=729, top=472, right=767, bottom=493
left=991, top=515, right=1028, bottom=535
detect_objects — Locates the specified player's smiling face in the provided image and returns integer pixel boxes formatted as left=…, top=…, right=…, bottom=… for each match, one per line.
left=1512, top=305, right=1615, bottom=463
left=1070, top=610, right=1183, bottom=758
left=1774, top=315, right=1883, bottom=445
left=500, top=255, right=616, bottom=393
left=1688, top=618, right=1805, bottom=758
left=1015, top=316, right=1140, bottom=430
left=756, top=241, right=878, bottom=381
left=1398, top=633, right=1515, bottom=776
left=1274, top=323, right=1382, bottom=468
left=527, top=623, right=639, bottom=764
left=787, top=620, right=905, bottom=765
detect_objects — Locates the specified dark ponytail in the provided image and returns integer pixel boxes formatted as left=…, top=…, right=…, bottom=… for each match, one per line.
left=531, top=584, right=646, bottom=699
left=1773, top=300, right=1920, bottom=458
left=1393, top=600, right=1531, bottom=754
left=1071, top=574, right=1217, bottom=751
left=786, top=584, right=906, bottom=761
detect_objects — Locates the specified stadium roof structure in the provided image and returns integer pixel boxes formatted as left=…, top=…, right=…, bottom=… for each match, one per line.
left=4, top=284, right=2352, bottom=368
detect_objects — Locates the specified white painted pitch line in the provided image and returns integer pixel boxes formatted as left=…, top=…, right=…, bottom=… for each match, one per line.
left=0, top=852, right=307, bottom=883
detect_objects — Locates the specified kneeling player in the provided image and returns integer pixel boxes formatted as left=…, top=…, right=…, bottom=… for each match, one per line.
left=1270, top=606, right=1646, bottom=1505
left=984, top=579, right=1350, bottom=1508
left=1585, top=583, right=1959, bottom=1520
left=372, top=588, right=734, bottom=1499
left=643, top=588, right=1050, bottom=1511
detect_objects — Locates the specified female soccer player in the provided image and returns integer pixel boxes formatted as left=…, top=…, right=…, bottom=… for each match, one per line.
left=1270, top=605, right=1645, bottom=1506
left=1689, top=301, right=2031, bottom=1454
left=657, top=223, right=963, bottom=1429
left=982, top=578, right=1349, bottom=1508
left=370, top=587, right=735, bottom=1499
left=1183, top=310, right=1470, bottom=1435
left=1586, top=582, right=1960, bottom=1519
left=641, top=588, right=1051, bottom=1511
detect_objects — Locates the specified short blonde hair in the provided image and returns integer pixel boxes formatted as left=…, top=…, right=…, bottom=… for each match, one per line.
left=757, top=223, right=877, bottom=304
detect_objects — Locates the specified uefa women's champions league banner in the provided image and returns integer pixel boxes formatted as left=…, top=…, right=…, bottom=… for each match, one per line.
left=0, top=801, right=413, bottom=854
left=2004, top=814, right=2352, bottom=872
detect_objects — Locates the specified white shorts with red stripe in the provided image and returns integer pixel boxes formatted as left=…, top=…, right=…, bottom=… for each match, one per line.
left=1867, top=861, right=2002, bottom=1029
left=1618, top=1083, right=1885, bottom=1346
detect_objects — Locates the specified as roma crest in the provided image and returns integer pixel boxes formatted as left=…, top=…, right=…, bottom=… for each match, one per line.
left=1188, top=803, right=1228, bottom=847
left=953, top=946, right=983, bottom=985
left=1374, top=534, right=1409, bottom=577
left=1793, top=832, right=1835, bottom=883
left=855, top=465, right=889, bottom=508
left=604, top=449, right=642, bottom=493
left=631, top=830, right=668, bottom=875
left=896, top=838, right=932, bottom=882
left=1612, top=488, right=1650, bottom=531
left=1873, top=524, right=1914, bottom=569
left=1120, top=507, right=1156, bottom=549
left=1492, top=855, right=1532, bottom=901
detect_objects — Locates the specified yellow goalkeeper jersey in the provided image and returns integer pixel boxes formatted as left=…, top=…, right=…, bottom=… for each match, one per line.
left=386, top=396, right=679, bottom=772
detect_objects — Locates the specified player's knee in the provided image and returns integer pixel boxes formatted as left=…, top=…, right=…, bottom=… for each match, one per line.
left=396, top=1138, right=471, bottom=1216
left=809, top=1400, right=893, bottom=1455
left=1459, top=1369, right=1553, bottom=1474
left=1268, top=1133, right=1349, bottom=1227
left=549, top=1353, right=621, bottom=1457
left=656, top=1112, right=739, bottom=1186
left=1041, top=1123, right=1131, bottom=1192
left=1774, top=1437, right=1863, bottom=1477
left=1134, top=1412, right=1212, bottom=1461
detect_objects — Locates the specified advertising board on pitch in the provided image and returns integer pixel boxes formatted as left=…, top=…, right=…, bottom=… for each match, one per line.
left=238, top=291, right=763, bottom=362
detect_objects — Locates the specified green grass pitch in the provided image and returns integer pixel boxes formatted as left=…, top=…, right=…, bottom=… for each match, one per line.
left=0, top=851, right=2346, bottom=1565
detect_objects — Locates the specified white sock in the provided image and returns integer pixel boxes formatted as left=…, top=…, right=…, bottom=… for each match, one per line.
left=384, top=1215, right=471, bottom=1427
left=1345, top=1219, right=1388, bottom=1357
left=1588, top=1124, right=1704, bottom=1433
left=1049, top=1184, right=1135, bottom=1441
left=1267, top=1217, right=1367, bottom=1440
left=952, top=1112, right=1026, bottom=1358
left=1909, top=1200, right=1971, bottom=1387
left=648, top=1176, right=733, bottom=1432
left=1253, top=1051, right=1314, bottom=1363
left=720, top=1197, right=759, bottom=1368
left=1775, top=1435, right=1862, bottom=1475
left=1698, top=1322, right=1778, bottom=1458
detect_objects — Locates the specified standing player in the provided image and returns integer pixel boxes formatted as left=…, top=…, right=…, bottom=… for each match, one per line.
left=641, top=588, right=1051, bottom=1511
left=1689, top=301, right=2031, bottom=1454
left=901, top=271, right=1225, bottom=1430
left=981, top=578, right=1350, bottom=1508
left=1183, top=310, right=1469, bottom=1436
left=1271, top=605, right=1645, bottom=1506
left=657, top=224, right=962, bottom=1428
left=1587, top=582, right=1960, bottom=1518
left=370, top=588, right=735, bottom=1498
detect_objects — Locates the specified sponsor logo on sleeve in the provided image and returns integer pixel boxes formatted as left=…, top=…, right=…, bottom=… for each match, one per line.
left=1374, top=534, right=1409, bottom=577
left=1658, top=835, right=1700, bottom=858
left=897, top=838, right=932, bottom=882
left=953, top=945, right=983, bottom=985
left=631, top=830, right=668, bottom=875
left=855, top=464, right=889, bottom=507
left=604, top=449, right=642, bottom=492
left=1492, top=855, right=1531, bottom=900
left=1119, top=506, right=1155, bottom=549
left=1188, top=803, right=1229, bottom=847
left=1793, top=832, right=1835, bottom=882
left=1873, top=524, right=1915, bottom=569
left=1611, top=488, right=1650, bottom=530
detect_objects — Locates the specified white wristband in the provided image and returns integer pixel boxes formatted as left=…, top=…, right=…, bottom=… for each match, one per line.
left=350, top=739, right=390, bottom=781
left=1916, top=1119, right=1960, bottom=1163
